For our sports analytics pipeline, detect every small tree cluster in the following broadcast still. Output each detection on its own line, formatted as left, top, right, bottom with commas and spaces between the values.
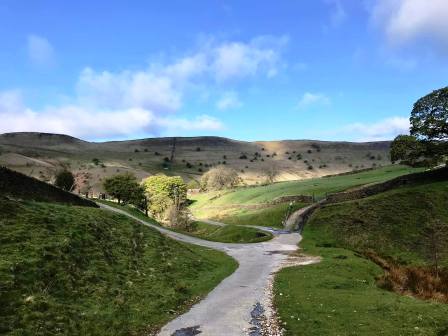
142, 175, 187, 222
200, 166, 240, 191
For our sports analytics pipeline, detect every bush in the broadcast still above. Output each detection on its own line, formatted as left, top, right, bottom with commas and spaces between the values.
200, 166, 240, 191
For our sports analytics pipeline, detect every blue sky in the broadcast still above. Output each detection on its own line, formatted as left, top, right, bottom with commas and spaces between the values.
0, 0, 447, 142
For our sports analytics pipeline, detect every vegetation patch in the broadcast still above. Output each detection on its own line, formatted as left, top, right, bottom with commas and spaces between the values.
0, 197, 237, 335
176, 221, 273, 243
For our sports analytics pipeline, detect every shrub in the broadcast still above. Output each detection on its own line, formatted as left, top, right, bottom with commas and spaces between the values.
196, 147, 201, 152
54, 170, 75, 191
92, 158, 100, 165
134, 149, 139, 153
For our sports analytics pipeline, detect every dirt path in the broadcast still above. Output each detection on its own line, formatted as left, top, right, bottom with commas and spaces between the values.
98, 203, 301, 336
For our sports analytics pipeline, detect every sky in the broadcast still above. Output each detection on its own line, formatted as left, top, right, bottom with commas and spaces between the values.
0, 0, 447, 142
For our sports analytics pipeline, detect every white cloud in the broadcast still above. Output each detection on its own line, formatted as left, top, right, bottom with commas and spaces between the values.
27, 34, 55, 67
1, 35, 287, 139
156, 115, 224, 131
216, 91, 242, 110
297, 92, 331, 109
342, 116, 410, 141
372, 0, 448, 48
212, 35, 288, 81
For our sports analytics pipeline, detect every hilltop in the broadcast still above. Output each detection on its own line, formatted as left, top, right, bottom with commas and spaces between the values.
0, 132, 391, 194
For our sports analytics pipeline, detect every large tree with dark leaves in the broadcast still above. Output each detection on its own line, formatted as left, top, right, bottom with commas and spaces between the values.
391, 87, 448, 166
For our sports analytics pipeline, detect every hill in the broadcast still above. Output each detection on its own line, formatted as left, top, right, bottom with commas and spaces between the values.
274, 172, 448, 335
0, 198, 236, 335
0, 166, 96, 207
0, 132, 392, 194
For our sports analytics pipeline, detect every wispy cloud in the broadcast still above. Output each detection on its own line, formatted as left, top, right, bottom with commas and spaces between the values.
27, 34, 55, 67
297, 92, 331, 109
216, 91, 242, 110
340, 116, 410, 141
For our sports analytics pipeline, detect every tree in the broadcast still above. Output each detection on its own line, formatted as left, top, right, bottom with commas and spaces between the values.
54, 170, 75, 191
200, 166, 240, 191
263, 163, 278, 184
391, 87, 448, 166
411, 87, 448, 142
142, 175, 187, 220
390, 135, 424, 165
103, 173, 140, 205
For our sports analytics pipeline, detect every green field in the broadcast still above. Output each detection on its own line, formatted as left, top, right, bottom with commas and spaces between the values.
274, 179, 448, 335
0, 197, 237, 335
211, 202, 308, 228
275, 236, 448, 336
190, 165, 421, 227
191, 165, 421, 207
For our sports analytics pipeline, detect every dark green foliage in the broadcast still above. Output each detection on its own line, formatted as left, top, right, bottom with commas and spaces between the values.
390, 135, 425, 165
411, 87, 448, 141
103, 173, 141, 205
54, 170, 75, 191
92, 158, 100, 165
0, 167, 95, 207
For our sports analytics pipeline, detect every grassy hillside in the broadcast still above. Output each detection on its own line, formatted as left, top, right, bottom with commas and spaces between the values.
274, 178, 448, 335
0, 166, 96, 207
190, 165, 421, 227
305, 180, 448, 266
0, 197, 237, 335
0, 132, 392, 192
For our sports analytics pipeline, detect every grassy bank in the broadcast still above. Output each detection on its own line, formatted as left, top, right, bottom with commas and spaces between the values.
0, 197, 237, 335
177, 221, 272, 243
96, 199, 272, 243
275, 232, 448, 336
274, 179, 448, 335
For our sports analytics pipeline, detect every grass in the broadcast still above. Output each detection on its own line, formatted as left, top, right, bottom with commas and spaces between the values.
176, 221, 272, 243
0, 197, 237, 335
303, 180, 448, 266
274, 232, 448, 336
96, 199, 272, 243
274, 179, 448, 335
212, 202, 308, 228
190, 165, 421, 208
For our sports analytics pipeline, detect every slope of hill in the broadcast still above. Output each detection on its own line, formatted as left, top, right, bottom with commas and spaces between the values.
274, 173, 448, 335
0, 166, 96, 207
190, 165, 421, 227
0, 198, 236, 335
0, 132, 392, 194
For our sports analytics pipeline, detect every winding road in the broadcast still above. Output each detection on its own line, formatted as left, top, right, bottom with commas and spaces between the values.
98, 203, 307, 336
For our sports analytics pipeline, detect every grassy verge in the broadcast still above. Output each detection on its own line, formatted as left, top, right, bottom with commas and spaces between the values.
176, 221, 272, 243
0, 197, 237, 335
274, 179, 448, 335
96, 199, 272, 243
